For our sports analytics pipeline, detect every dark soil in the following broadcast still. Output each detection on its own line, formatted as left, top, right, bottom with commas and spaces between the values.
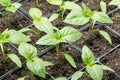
0, 0, 120, 80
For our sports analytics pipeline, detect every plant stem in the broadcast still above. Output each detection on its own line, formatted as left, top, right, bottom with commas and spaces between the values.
91, 22, 95, 30
61, 9, 65, 20
0, 43, 6, 59
37, 30, 41, 39
36, 0, 39, 7
7, 12, 11, 26
56, 44, 60, 56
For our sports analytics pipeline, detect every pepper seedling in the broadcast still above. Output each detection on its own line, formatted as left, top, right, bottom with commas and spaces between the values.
81, 45, 115, 80
46, 0, 81, 19
64, 2, 112, 44
0, 0, 22, 26
18, 42, 53, 79
0, 28, 31, 59
29, 8, 54, 35
36, 26, 82, 55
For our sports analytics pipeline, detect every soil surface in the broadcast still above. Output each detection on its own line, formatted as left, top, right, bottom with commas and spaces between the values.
0, 0, 120, 80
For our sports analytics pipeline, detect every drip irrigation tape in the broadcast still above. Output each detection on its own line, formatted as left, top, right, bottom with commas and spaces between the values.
66, 41, 82, 53
98, 43, 120, 60
17, 8, 33, 22
105, 26, 120, 37
0, 66, 20, 80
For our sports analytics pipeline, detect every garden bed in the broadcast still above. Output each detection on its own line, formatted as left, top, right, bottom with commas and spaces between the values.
0, 0, 120, 80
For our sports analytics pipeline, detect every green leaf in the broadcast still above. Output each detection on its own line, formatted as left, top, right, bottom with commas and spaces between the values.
82, 45, 95, 66
12, 2, 22, 10
60, 27, 82, 42
8, 30, 31, 44
33, 17, 53, 33
101, 65, 115, 72
18, 28, 31, 33
86, 64, 103, 80
71, 71, 83, 80
82, 3, 92, 17
44, 61, 54, 67
64, 9, 89, 25
29, 8, 42, 20
55, 77, 67, 80
18, 43, 38, 60
46, 0, 62, 5
7, 53, 22, 68
92, 12, 113, 23
99, 30, 112, 44
109, 0, 120, 7
64, 53, 76, 68
49, 13, 59, 21
27, 57, 46, 78
63, 1, 81, 10
0, 0, 11, 7
36, 33, 60, 45
100, 1, 106, 13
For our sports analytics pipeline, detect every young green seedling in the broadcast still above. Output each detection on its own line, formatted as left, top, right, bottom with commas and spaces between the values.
46, 0, 81, 19
64, 2, 112, 44
0, 28, 31, 59
29, 8, 54, 36
18, 42, 53, 79
0, 0, 22, 26
81, 45, 115, 80
36, 26, 82, 55
109, 0, 120, 8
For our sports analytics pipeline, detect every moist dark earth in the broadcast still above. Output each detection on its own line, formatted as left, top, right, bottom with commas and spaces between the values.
0, 0, 120, 80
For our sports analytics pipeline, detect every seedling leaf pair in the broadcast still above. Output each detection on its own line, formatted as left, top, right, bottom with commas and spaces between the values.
64, 3, 113, 25
36, 27, 82, 45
